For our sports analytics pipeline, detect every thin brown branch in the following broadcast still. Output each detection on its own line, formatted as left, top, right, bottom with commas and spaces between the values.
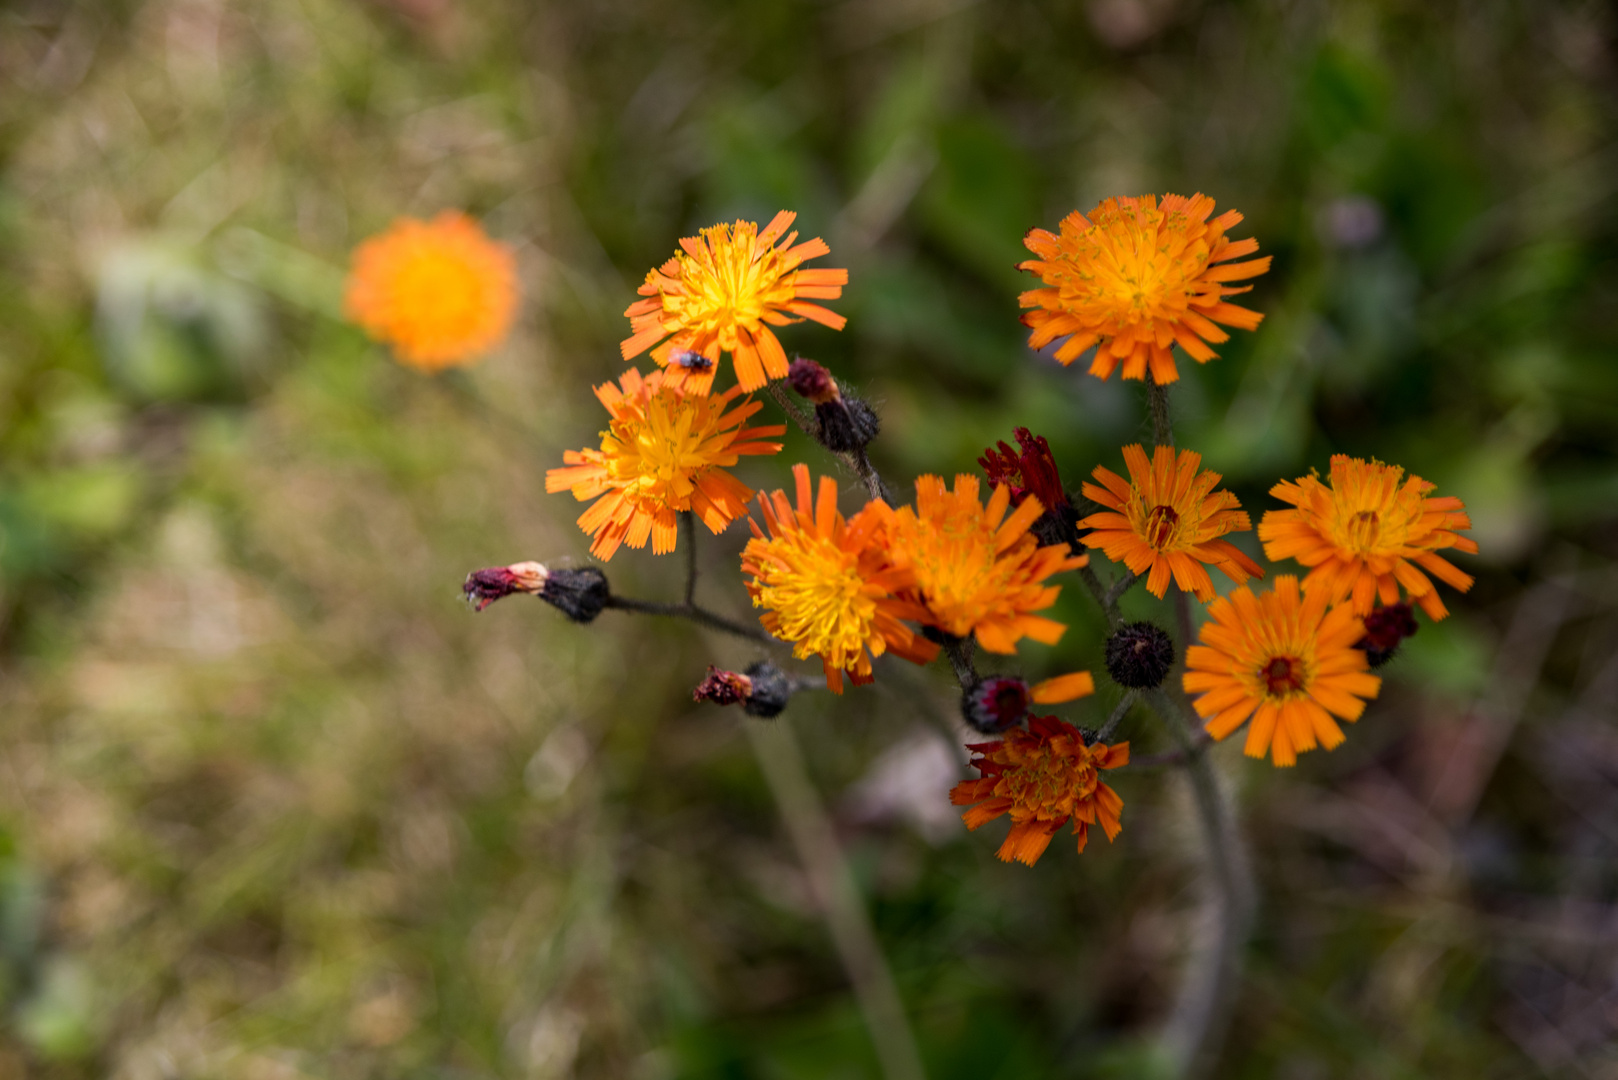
603, 595, 781, 647
1095, 691, 1137, 744
1148, 380, 1175, 449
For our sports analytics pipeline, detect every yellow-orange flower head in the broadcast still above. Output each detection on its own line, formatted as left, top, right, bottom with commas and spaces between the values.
344, 211, 518, 371
1080, 444, 1264, 601
1018, 193, 1271, 385
887, 475, 1088, 654
1259, 455, 1477, 621
546, 368, 784, 560
742, 465, 938, 693
621, 211, 847, 395
1184, 576, 1382, 767
951, 715, 1128, 866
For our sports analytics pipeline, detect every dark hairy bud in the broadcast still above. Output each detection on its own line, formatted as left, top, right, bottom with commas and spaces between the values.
1105, 622, 1176, 689
787, 357, 880, 453
962, 675, 1032, 734
1357, 602, 1418, 668
462, 562, 611, 624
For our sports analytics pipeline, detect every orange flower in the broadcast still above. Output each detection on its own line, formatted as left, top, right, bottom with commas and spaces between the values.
1258, 455, 1477, 620
1183, 576, 1382, 766
742, 465, 938, 692
546, 369, 784, 560
621, 211, 847, 395
344, 211, 517, 371
1018, 193, 1270, 384
887, 475, 1088, 654
1079, 444, 1264, 600
951, 715, 1128, 866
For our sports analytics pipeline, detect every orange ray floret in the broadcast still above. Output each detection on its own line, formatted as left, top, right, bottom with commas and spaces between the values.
1183, 576, 1382, 767
742, 465, 939, 693
950, 715, 1128, 866
1018, 193, 1270, 385
1259, 455, 1477, 621
621, 211, 847, 395
546, 368, 785, 561
344, 211, 518, 371
1079, 444, 1264, 601
887, 475, 1089, 654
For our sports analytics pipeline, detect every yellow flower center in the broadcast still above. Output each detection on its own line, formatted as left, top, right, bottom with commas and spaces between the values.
753, 534, 878, 667
1145, 504, 1181, 550
660, 223, 798, 346
601, 390, 723, 508
996, 738, 1099, 823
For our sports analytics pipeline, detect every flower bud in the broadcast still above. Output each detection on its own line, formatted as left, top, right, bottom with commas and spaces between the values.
979, 428, 1080, 550
462, 562, 611, 624
692, 661, 795, 718
1104, 622, 1176, 689
962, 675, 1031, 734
1357, 602, 1418, 668
787, 358, 880, 453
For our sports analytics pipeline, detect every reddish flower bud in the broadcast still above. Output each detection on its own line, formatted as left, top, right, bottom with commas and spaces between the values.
1357, 602, 1418, 668
979, 427, 1069, 511
692, 661, 795, 718
462, 562, 611, 623
787, 357, 839, 404
963, 675, 1032, 734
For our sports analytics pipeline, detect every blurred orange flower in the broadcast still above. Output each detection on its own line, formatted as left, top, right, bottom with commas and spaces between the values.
344, 211, 517, 370
1259, 455, 1476, 620
546, 369, 784, 560
1018, 193, 1270, 384
951, 715, 1128, 866
1079, 444, 1263, 600
621, 211, 846, 395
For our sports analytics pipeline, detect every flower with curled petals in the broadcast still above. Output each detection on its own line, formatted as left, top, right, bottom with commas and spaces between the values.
887, 475, 1089, 654
546, 368, 784, 560
742, 464, 938, 693
621, 211, 847, 395
1259, 456, 1476, 620
344, 211, 518, 371
951, 715, 1128, 866
1079, 444, 1263, 601
1018, 193, 1270, 384
1183, 576, 1382, 767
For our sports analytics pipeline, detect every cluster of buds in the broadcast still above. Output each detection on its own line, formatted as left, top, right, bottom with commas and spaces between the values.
787, 358, 880, 453
462, 561, 611, 623
692, 661, 795, 718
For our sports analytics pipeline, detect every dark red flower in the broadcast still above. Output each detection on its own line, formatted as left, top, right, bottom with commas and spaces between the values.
979, 428, 1069, 512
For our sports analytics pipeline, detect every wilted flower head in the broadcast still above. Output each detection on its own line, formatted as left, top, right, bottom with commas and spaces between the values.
344, 211, 518, 371
1018, 193, 1270, 384
621, 212, 846, 394
1357, 602, 1419, 668
546, 368, 784, 560
462, 562, 611, 624
692, 662, 795, 718
951, 715, 1128, 866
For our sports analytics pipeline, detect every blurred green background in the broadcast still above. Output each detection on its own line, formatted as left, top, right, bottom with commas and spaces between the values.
0, 0, 1615, 1076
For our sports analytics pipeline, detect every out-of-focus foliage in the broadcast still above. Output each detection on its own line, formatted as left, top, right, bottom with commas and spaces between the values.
0, 0, 1614, 1076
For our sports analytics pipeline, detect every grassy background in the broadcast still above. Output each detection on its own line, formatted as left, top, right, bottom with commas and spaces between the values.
1, 0, 1616, 1076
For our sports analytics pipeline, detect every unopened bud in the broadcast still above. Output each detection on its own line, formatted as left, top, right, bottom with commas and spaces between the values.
692, 661, 795, 718
1357, 602, 1418, 668
1105, 622, 1176, 689
787, 358, 839, 403
962, 675, 1031, 734
462, 562, 611, 624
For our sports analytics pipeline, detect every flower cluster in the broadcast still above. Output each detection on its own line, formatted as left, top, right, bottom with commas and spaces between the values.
444, 196, 1479, 870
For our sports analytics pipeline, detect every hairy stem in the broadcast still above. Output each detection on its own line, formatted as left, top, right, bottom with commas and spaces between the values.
603, 595, 780, 647
680, 510, 697, 605
1148, 380, 1175, 449
941, 637, 978, 689
744, 719, 928, 1080
764, 381, 891, 503
1147, 688, 1255, 1078
1095, 691, 1137, 744
1079, 565, 1123, 629
1104, 571, 1139, 611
